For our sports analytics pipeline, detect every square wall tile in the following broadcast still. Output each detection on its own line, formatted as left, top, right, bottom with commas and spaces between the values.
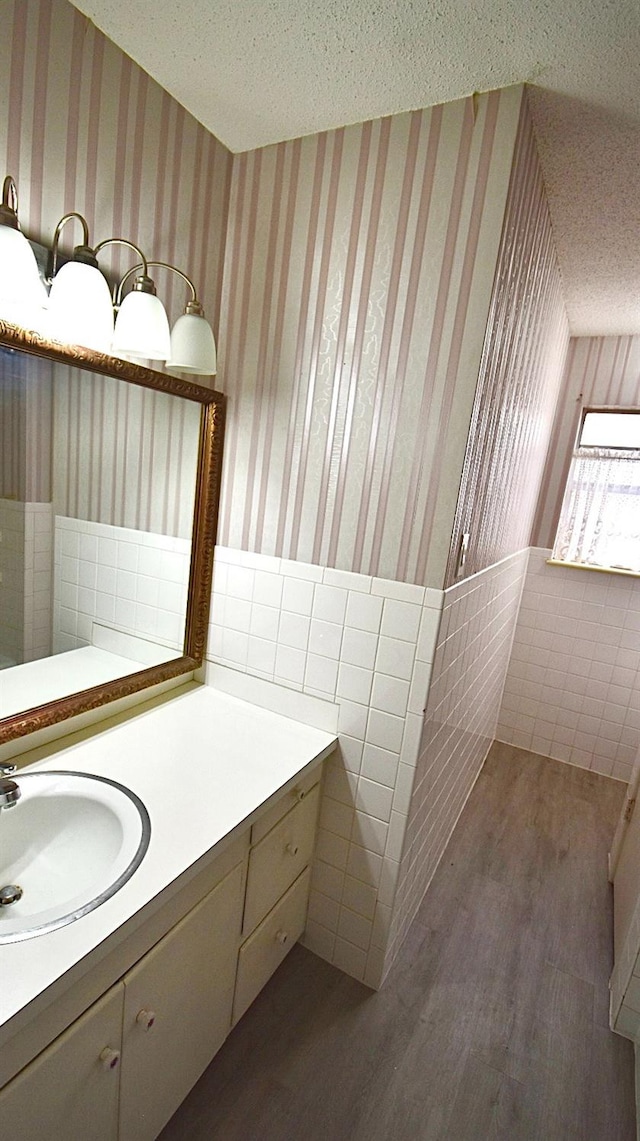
279, 611, 311, 650
337, 663, 374, 705
361, 744, 400, 788
253, 570, 284, 608
341, 627, 378, 670
282, 577, 315, 615
308, 618, 343, 659
375, 636, 415, 681
332, 938, 367, 981
305, 654, 339, 695
381, 599, 422, 642
345, 591, 384, 633
337, 908, 373, 951
371, 673, 411, 718
274, 644, 306, 684
356, 776, 394, 822
313, 584, 348, 624
367, 709, 405, 753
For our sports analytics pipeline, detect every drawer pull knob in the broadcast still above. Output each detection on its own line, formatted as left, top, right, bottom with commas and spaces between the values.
99, 1047, 121, 1071
286, 843, 299, 857
136, 1008, 157, 1031
275, 929, 289, 945
293, 788, 306, 802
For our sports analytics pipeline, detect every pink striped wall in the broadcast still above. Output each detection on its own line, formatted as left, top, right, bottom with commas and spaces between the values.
0, 0, 232, 336
445, 95, 569, 586
0, 0, 231, 534
532, 335, 640, 549
216, 87, 525, 588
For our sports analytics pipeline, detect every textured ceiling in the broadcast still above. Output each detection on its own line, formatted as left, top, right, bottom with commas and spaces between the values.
70, 0, 640, 336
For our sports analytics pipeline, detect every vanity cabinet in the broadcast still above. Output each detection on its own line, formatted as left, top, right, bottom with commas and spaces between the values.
0, 763, 324, 1141
0, 862, 244, 1141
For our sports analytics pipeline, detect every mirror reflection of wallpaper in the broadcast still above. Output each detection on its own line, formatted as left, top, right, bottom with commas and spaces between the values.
52, 366, 200, 540
0, 350, 53, 666
0, 352, 200, 668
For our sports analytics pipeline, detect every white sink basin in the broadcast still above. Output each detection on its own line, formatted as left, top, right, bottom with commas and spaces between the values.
0, 771, 151, 944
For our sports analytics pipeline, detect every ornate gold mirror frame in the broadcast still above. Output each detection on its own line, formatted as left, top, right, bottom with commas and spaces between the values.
0, 321, 225, 745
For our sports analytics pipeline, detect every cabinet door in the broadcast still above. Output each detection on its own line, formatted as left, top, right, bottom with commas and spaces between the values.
119, 861, 245, 1141
0, 983, 123, 1141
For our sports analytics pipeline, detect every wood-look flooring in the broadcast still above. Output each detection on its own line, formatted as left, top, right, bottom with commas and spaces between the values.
160, 742, 635, 1141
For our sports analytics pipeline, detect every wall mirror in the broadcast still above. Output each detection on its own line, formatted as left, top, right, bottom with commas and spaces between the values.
0, 321, 224, 745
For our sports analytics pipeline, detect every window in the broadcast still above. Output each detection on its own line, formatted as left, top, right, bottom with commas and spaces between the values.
552, 408, 640, 574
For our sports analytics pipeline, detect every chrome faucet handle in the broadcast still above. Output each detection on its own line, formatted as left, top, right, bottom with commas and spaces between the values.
0, 764, 20, 809
0, 778, 20, 809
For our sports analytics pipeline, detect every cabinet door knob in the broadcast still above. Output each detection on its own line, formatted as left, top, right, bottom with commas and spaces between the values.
275, 929, 289, 945
293, 787, 306, 802
136, 1008, 157, 1031
285, 843, 299, 857
99, 1047, 121, 1071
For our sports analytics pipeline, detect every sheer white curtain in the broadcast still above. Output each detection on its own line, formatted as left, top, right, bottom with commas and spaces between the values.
553, 446, 640, 572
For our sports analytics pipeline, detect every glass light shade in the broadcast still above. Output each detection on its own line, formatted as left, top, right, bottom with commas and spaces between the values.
168, 312, 217, 375
0, 225, 47, 326
112, 289, 171, 361
47, 261, 114, 353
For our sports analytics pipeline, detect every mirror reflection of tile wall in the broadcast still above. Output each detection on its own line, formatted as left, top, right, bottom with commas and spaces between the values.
53, 517, 190, 656
0, 500, 53, 667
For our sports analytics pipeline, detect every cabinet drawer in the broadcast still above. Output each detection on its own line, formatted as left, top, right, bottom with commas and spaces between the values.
233, 867, 311, 1026
250, 767, 320, 846
243, 783, 319, 936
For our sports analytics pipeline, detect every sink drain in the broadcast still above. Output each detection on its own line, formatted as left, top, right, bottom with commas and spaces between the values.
0, 885, 23, 906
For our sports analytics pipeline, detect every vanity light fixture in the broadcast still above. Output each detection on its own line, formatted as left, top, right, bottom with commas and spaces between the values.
96, 239, 172, 362
47, 213, 115, 353
1, 173, 218, 374
116, 261, 217, 376
0, 175, 48, 331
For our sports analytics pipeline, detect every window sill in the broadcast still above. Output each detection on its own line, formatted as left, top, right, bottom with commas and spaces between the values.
546, 558, 640, 580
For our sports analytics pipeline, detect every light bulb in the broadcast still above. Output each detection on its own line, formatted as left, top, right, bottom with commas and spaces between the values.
168, 311, 217, 375
112, 289, 171, 361
47, 261, 114, 352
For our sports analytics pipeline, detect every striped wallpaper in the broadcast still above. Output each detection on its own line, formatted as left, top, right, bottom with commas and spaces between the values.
0, 0, 232, 334
216, 87, 524, 588
0, 0, 231, 534
532, 335, 640, 549
2, 4, 582, 585
445, 95, 569, 586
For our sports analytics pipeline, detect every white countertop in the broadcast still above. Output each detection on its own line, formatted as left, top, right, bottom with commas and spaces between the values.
0, 683, 336, 1044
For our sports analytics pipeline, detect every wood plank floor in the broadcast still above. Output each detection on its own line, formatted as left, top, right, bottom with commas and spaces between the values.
160, 742, 636, 1141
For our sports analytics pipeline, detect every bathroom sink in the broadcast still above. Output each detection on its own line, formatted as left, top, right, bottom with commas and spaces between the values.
0, 770, 151, 944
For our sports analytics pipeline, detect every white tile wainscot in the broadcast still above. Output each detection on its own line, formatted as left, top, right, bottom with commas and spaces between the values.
206, 546, 445, 988
496, 548, 640, 782
384, 549, 529, 972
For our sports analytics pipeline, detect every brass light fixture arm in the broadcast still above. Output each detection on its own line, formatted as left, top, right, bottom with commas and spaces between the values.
0, 175, 20, 230
116, 260, 205, 316
94, 237, 151, 305
50, 212, 93, 280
